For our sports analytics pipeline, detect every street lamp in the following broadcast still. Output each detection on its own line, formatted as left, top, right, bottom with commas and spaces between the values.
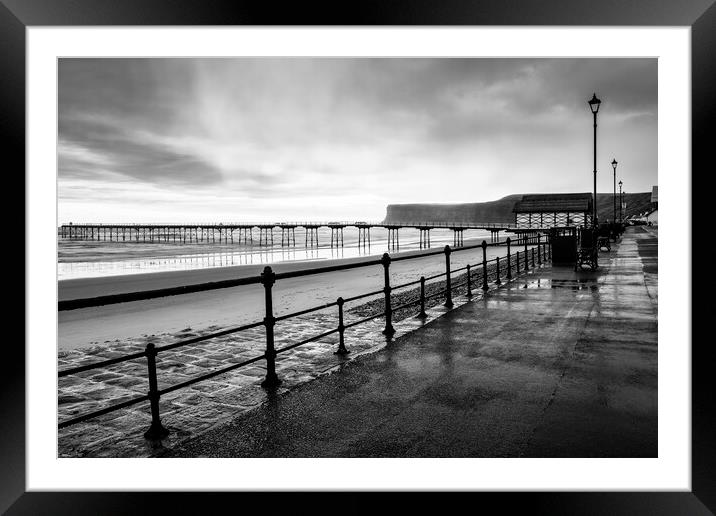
588, 93, 601, 228
611, 158, 618, 223
618, 180, 623, 222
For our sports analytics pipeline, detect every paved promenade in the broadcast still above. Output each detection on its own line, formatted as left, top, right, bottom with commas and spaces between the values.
165, 226, 657, 458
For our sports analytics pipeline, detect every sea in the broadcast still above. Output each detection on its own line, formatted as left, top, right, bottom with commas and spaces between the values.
58, 226, 501, 280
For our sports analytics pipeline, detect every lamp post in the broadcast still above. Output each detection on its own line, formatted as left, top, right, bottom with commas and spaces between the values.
618, 180, 623, 222
588, 93, 602, 228
611, 159, 618, 223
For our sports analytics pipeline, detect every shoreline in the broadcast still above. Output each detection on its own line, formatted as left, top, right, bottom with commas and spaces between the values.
59, 238, 495, 302
58, 242, 535, 351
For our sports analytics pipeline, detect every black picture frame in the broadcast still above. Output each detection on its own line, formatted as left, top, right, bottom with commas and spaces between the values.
5, 1, 713, 514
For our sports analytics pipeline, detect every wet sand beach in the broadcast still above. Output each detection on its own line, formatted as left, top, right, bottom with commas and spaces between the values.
59, 240, 528, 350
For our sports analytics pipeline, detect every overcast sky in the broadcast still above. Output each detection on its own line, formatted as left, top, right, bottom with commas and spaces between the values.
58, 58, 657, 222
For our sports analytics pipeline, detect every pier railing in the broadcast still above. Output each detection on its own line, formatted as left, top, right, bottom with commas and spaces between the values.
59, 220, 515, 228
58, 234, 550, 439
378, 220, 517, 229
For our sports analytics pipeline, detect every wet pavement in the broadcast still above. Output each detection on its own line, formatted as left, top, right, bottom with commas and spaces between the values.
58, 251, 515, 457
164, 227, 658, 458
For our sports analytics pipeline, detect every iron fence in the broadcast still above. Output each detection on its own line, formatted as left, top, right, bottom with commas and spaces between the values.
58, 234, 551, 439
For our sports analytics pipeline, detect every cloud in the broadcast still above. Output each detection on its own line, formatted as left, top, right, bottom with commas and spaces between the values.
58, 58, 657, 222
59, 112, 223, 186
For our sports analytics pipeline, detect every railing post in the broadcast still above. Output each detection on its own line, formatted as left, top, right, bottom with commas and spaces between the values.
506, 237, 512, 280
548, 235, 551, 261
418, 276, 427, 318
444, 245, 453, 308
524, 235, 529, 271
143, 343, 169, 440
381, 253, 395, 338
466, 264, 473, 299
531, 247, 536, 269
335, 297, 349, 355
537, 234, 542, 265
495, 255, 502, 285
261, 266, 281, 388
516, 249, 521, 274
481, 240, 489, 291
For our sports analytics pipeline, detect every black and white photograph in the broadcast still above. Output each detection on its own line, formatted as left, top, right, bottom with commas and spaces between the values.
7, 7, 711, 509
56, 56, 659, 459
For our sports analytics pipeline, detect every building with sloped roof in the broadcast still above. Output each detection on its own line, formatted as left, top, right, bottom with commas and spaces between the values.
513, 193, 593, 229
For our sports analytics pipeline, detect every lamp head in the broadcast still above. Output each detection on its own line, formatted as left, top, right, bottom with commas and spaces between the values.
588, 93, 602, 114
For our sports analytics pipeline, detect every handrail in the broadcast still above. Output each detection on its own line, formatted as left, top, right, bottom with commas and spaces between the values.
59, 220, 518, 228
155, 320, 265, 354
59, 240, 523, 311
274, 301, 339, 322
58, 234, 550, 437
342, 288, 386, 304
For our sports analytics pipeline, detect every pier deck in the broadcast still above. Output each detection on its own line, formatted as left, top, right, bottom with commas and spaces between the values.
165, 226, 657, 458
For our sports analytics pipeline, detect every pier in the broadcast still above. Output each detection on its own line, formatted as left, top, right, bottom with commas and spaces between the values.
59, 220, 526, 248
164, 226, 657, 457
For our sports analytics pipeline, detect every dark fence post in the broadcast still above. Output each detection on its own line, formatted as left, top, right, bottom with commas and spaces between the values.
531, 247, 536, 269
444, 245, 453, 308
495, 255, 502, 285
418, 276, 427, 318
335, 297, 349, 355
482, 240, 489, 291
261, 266, 281, 388
143, 343, 169, 440
516, 249, 521, 274
466, 264, 473, 299
382, 253, 395, 338
545, 235, 549, 262
524, 235, 529, 271
537, 234, 542, 265
506, 237, 512, 280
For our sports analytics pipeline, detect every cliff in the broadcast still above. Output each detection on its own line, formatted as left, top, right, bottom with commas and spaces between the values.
383, 192, 654, 224
383, 195, 522, 224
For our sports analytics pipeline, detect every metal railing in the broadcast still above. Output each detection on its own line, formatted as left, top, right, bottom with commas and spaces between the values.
58, 220, 517, 232
378, 220, 517, 229
59, 220, 515, 227
58, 233, 550, 439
